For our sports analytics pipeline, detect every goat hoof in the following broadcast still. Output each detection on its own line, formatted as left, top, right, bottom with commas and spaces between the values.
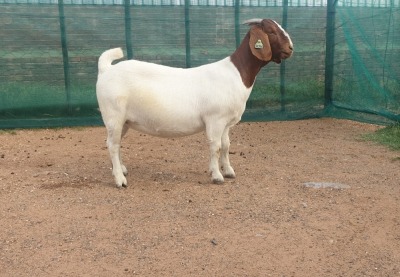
222, 166, 236, 179
212, 177, 224, 184
116, 183, 128, 188
115, 176, 128, 188
224, 173, 236, 179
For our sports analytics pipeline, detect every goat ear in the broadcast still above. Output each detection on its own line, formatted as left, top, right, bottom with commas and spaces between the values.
249, 26, 272, 62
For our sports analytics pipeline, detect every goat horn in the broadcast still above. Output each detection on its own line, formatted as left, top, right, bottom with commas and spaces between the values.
242, 18, 263, 26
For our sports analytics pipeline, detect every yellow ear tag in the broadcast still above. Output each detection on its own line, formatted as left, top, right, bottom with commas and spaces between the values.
255, 39, 264, 49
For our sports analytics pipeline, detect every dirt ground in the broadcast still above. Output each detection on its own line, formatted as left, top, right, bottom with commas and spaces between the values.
0, 118, 399, 277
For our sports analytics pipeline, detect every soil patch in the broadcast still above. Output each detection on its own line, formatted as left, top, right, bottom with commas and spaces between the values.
1, 119, 399, 276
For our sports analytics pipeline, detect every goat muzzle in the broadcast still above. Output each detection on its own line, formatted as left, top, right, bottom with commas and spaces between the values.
273, 50, 292, 64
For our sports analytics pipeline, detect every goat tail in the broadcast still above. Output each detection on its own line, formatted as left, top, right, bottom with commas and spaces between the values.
98, 47, 124, 74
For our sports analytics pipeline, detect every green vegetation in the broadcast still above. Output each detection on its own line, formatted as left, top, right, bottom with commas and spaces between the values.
364, 124, 400, 150
0, 130, 17, 135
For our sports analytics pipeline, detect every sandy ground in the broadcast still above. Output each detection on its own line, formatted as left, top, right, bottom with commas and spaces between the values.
0, 118, 399, 277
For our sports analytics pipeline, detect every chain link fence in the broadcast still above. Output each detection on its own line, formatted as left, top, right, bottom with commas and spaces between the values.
0, 0, 399, 128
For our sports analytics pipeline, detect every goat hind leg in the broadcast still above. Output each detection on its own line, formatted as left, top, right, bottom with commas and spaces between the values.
107, 123, 127, 188
120, 122, 129, 176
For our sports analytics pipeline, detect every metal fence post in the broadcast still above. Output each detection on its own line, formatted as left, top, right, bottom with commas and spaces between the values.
124, 0, 133, 59
58, 0, 71, 114
185, 0, 191, 68
324, 0, 337, 107
235, 0, 240, 48
280, 0, 289, 112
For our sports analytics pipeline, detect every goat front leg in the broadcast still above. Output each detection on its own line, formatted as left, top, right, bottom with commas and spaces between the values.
220, 127, 236, 179
206, 123, 225, 184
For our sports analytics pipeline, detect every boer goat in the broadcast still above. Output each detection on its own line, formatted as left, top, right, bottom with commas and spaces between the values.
96, 18, 293, 188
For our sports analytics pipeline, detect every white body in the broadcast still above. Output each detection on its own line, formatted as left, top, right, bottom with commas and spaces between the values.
97, 48, 252, 187
97, 53, 252, 138
96, 19, 293, 188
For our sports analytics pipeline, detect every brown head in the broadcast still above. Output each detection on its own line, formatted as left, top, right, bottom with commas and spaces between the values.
244, 18, 293, 64
231, 18, 293, 87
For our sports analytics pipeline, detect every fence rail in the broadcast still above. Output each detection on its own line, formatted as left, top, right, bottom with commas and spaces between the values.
1, 0, 399, 7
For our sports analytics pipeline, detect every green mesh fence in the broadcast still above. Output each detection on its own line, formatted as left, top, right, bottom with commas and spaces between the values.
0, 0, 399, 128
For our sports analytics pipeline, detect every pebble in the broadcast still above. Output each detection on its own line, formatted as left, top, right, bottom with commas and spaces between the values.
303, 182, 350, 189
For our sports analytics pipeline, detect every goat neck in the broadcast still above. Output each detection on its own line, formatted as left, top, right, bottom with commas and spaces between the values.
230, 32, 269, 88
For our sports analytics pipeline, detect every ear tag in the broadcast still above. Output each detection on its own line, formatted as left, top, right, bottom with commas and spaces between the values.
254, 39, 264, 49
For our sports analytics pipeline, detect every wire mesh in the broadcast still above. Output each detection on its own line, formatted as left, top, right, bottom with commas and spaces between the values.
0, 0, 399, 128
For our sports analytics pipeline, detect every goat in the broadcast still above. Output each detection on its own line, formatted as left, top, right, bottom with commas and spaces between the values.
96, 18, 293, 188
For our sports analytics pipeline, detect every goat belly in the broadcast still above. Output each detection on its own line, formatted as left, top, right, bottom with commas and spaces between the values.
126, 114, 205, 138
123, 90, 206, 137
